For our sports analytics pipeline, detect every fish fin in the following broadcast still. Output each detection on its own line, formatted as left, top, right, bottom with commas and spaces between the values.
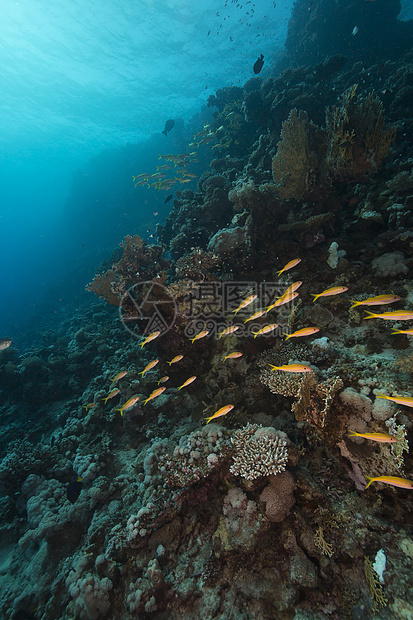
364, 476, 374, 489
363, 310, 376, 319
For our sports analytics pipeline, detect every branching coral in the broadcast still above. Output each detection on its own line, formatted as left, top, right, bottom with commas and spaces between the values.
229, 423, 288, 480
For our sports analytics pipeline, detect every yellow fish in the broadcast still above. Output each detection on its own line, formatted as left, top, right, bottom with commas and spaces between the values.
276, 258, 301, 277
178, 376, 197, 390
205, 404, 234, 424
82, 403, 96, 411
139, 359, 159, 377
157, 376, 170, 384
218, 326, 240, 338
167, 355, 183, 365
363, 310, 413, 321
116, 395, 140, 415
191, 330, 210, 343
283, 281, 303, 296
102, 388, 120, 404
144, 387, 166, 405
285, 327, 320, 340
311, 287, 348, 302
140, 331, 161, 349
233, 294, 258, 315
348, 430, 397, 443
244, 310, 266, 323
391, 328, 413, 335
111, 371, 127, 382
349, 295, 401, 309
375, 392, 413, 408
269, 363, 312, 373
223, 352, 243, 361
253, 324, 278, 338
365, 475, 413, 490
266, 292, 299, 312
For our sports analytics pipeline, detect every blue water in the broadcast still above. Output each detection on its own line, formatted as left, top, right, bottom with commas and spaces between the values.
0, 0, 293, 345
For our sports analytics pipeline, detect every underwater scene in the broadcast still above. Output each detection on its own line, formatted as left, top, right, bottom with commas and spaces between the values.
2, 0, 413, 618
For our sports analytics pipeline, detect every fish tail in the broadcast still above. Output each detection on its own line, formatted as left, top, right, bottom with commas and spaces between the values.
391, 329, 401, 335
178, 386, 183, 390
161, 130, 167, 136
102, 398, 108, 404
115, 408, 122, 412
363, 311, 377, 320
347, 430, 358, 437
310, 294, 319, 303
166, 361, 172, 365
349, 300, 360, 309
276, 269, 283, 277
364, 476, 374, 489
285, 334, 292, 341
139, 371, 144, 377
140, 342, 145, 348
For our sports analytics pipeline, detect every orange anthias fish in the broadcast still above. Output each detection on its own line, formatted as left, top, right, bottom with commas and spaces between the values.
365, 475, 413, 490
218, 326, 240, 338
391, 328, 413, 335
233, 294, 258, 315
116, 395, 140, 415
349, 295, 401, 309
139, 359, 159, 377
167, 355, 184, 365
140, 331, 161, 348
266, 292, 299, 313
191, 330, 210, 343
253, 324, 278, 338
178, 376, 197, 390
276, 258, 301, 277
311, 287, 348, 302
205, 404, 234, 424
285, 327, 320, 340
363, 310, 413, 321
348, 430, 397, 443
111, 370, 127, 382
375, 392, 413, 408
244, 310, 266, 323
102, 389, 120, 404
223, 352, 243, 361
144, 387, 166, 405
269, 363, 312, 373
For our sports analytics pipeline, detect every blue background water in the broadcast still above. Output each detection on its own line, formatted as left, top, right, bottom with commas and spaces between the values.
0, 0, 411, 345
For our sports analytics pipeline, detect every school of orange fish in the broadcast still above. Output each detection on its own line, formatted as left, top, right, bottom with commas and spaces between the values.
83, 258, 413, 491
